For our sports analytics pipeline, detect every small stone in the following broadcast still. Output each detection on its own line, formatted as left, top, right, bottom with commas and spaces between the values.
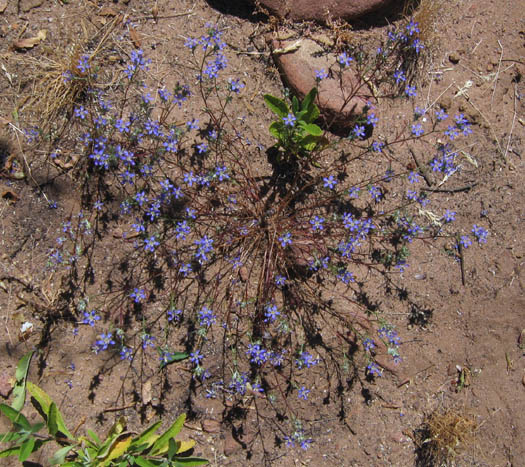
224, 432, 242, 456
19, 0, 44, 12
202, 419, 221, 433
247, 0, 398, 23
449, 53, 460, 64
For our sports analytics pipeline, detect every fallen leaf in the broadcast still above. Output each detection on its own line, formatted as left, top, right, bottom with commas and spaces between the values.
142, 379, 152, 405
1, 186, 19, 201
13, 29, 46, 50
0, 0, 7, 14
129, 26, 141, 48
99, 6, 118, 17
201, 419, 221, 433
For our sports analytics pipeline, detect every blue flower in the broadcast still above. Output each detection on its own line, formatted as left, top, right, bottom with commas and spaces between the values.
275, 275, 287, 287
459, 235, 472, 249
442, 210, 456, 223
411, 123, 424, 136
310, 216, 325, 231
471, 224, 488, 244
435, 108, 448, 121
298, 386, 310, 400
167, 309, 182, 321
142, 334, 155, 350
264, 304, 280, 323
337, 52, 353, 67
197, 306, 216, 327
283, 113, 296, 127
366, 362, 383, 377
323, 175, 338, 189
405, 85, 417, 97
82, 310, 101, 327
130, 288, 146, 303
363, 338, 376, 352
278, 232, 292, 248
93, 332, 115, 354
190, 350, 204, 365
228, 78, 245, 93
314, 68, 328, 80
120, 347, 133, 361
393, 70, 406, 84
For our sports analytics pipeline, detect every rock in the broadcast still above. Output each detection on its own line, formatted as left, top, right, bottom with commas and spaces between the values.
252, 0, 397, 23
202, 419, 221, 433
449, 52, 460, 64
271, 38, 372, 134
223, 432, 242, 456
20, 0, 44, 12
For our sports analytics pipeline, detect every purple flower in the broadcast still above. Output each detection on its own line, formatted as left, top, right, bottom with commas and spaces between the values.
353, 124, 366, 139
283, 113, 296, 127
314, 68, 328, 80
367, 362, 383, 377
310, 215, 325, 231
442, 210, 456, 223
337, 52, 353, 67
405, 85, 417, 97
279, 232, 292, 248
82, 310, 101, 327
298, 386, 310, 400
323, 175, 338, 189
411, 123, 424, 136
190, 350, 203, 365
471, 224, 488, 244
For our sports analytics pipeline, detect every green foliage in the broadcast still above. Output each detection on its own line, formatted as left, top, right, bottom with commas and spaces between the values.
0, 351, 208, 466
264, 87, 328, 159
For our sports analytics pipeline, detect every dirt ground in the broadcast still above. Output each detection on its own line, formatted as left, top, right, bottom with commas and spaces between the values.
0, 0, 524, 466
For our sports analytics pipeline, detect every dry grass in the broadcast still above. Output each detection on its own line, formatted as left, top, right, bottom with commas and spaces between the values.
415, 408, 477, 466
405, 0, 443, 46
14, 15, 123, 134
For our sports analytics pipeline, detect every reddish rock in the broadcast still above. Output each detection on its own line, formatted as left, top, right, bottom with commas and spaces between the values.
271, 39, 373, 134
254, 0, 396, 23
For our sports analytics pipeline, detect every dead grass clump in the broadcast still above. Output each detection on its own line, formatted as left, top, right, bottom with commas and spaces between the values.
15, 15, 122, 134
405, 0, 442, 46
415, 409, 477, 466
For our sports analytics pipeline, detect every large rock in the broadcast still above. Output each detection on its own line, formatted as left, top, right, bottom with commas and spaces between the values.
255, 0, 396, 23
271, 38, 373, 134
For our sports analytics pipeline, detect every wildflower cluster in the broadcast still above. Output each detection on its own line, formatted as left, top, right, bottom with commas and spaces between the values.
31, 17, 489, 455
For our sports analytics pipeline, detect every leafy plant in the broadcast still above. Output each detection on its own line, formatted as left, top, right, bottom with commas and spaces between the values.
0, 351, 208, 466
264, 87, 328, 159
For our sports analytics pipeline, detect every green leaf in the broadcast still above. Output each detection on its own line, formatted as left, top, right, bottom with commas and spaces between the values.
168, 437, 178, 460
160, 352, 189, 369
301, 88, 317, 112
300, 122, 323, 136
12, 351, 33, 412
0, 446, 20, 458
49, 445, 75, 465
130, 421, 161, 451
26, 383, 74, 439
0, 432, 25, 443
134, 457, 157, 467
174, 457, 209, 466
291, 96, 299, 114
48, 402, 59, 436
18, 437, 35, 462
302, 104, 320, 124
0, 404, 30, 430
101, 432, 133, 464
87, 429, 101, 446
263, 94, 289, 118
269, 121, 284, 141
150, 414, 185, 456
298, 134, 324, 152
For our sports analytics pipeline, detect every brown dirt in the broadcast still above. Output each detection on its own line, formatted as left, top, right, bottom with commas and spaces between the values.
0, 0, 524, 466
